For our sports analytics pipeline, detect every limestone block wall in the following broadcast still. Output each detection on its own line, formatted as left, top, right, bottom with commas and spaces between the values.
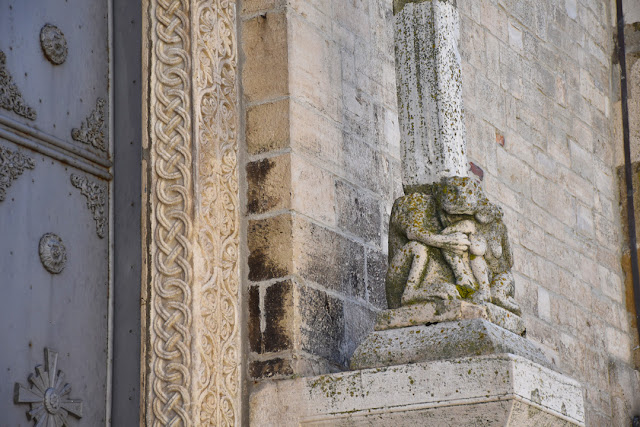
241, 0, 640, 424
458, 0, 638, 424
240, 0, 401, 377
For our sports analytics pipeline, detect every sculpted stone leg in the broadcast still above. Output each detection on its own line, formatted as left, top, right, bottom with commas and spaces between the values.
386, 241, 429, 309
469, 254, 491, 303
490, 271, 521, 315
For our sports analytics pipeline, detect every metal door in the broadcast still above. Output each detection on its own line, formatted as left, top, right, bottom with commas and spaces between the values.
0, 0, 112, 425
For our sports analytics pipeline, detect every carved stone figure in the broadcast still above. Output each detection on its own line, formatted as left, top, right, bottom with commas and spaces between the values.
386, 176, 520, 315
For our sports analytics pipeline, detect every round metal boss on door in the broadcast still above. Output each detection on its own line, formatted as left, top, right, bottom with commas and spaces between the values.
39, 233, 67, 274
40, 24, 68, 65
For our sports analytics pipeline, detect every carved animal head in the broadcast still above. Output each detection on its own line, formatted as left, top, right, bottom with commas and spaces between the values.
435, 176, 487, 215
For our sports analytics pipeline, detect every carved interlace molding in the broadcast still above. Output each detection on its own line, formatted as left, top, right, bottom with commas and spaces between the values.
145, 0, 240, 425
72, 98, 106, 152
70, 173, 107, 238
0, 50, 37, 120
0, 146, 35, 201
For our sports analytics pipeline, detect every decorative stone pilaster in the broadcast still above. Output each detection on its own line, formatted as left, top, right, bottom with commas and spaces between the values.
142, 0, 241, 425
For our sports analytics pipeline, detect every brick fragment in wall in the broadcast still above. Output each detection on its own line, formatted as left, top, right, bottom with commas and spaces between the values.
335, 180, 381, 245
242, 11, 289, 102
298, 285, 345, 367
249, 358, 294, 379
469, 161, 484, 180
248, 214, 293, 281
246, 99, 290, 155
293, 219, 366, 299
246, 155, 291, 215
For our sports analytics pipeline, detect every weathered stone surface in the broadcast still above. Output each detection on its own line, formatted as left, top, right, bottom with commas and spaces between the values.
248, 214, 293, 281
250, 354, 585, 426
246, 99, 290, 155
374, 299, 524, 335
376, 299, 482, 330
335, 179, 382, 245
293, 219, 366, 298
242, 12, 289, 101
350, 318, 547, 370
386, 176, 520, 318
395, 1, 468, 187
298, 285, 345, 366
247, 154, 292, 215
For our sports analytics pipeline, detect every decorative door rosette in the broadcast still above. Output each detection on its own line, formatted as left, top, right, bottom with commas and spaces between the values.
38, 233, 67, 274
40, 24, 68, 65
14, 348, 83, 425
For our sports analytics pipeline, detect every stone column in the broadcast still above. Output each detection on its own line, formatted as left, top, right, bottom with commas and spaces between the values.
394, 0, 468, 187
141, 1, 242, 425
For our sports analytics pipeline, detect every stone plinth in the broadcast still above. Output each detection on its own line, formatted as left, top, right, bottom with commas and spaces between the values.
250, 354, 585, 426
350, 318, 548, 370
375, 299, 525, 335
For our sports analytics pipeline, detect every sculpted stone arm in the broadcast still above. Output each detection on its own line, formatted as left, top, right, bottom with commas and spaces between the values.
406, 227, 470, 253
391, 193, 470, 254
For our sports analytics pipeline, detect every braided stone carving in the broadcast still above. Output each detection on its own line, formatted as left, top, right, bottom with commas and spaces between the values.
146, 0, 241, 425
148, 0, 194, 425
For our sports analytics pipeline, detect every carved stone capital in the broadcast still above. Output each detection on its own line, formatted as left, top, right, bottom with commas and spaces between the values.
142, 0, 241, 425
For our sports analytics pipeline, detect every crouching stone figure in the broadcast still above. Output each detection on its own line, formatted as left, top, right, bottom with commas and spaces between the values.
386, 176, 520, 315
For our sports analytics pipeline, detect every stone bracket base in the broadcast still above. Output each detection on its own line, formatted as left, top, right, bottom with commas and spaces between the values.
351, 318, 548, 370
375, 299, 525, 335
250, 354, 585, 426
